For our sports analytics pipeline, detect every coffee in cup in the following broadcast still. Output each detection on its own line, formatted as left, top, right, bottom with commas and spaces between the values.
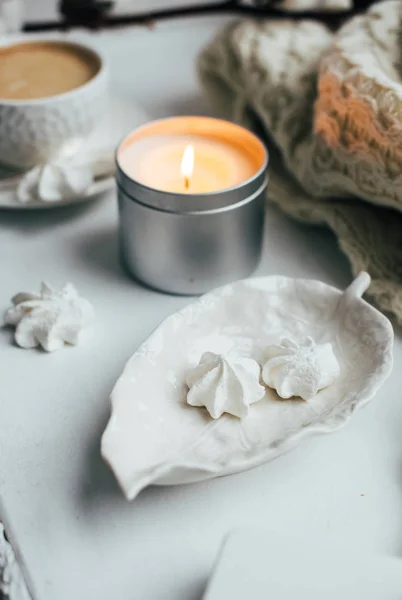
0, 41, 101, 100
0, 39, 108, 169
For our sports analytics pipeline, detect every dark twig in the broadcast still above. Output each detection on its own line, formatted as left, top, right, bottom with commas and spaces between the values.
23, 0, 376, 32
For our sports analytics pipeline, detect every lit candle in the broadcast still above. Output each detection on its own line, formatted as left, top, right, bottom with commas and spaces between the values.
116, 116, 268, 295
117, 116, 265, 195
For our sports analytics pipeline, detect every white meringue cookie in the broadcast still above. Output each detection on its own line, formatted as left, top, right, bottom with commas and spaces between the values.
16, 149, 117, 204
186, 352, 265, 419
262, 337, 340, 401
16, 159, 93, 204
4, 282, 94, 352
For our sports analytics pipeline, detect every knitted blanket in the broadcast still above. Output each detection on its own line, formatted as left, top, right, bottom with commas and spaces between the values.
198, 0, 402, 323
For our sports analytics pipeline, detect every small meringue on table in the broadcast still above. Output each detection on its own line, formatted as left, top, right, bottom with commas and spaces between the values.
4, 282, 94, 352
262, 337, 340, 401
186, 351, 265, 419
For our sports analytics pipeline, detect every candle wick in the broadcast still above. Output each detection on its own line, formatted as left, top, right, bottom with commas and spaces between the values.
184, 177, 190, 190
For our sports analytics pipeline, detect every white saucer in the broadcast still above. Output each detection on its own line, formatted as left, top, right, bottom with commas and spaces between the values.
101, 273, 393, 501
0, 94, 149, 210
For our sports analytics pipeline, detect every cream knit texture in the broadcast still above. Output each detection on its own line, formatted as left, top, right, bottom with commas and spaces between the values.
198, 0, 402, 323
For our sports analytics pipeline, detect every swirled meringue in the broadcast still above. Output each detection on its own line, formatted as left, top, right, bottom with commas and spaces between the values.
4, 282, 94, 352
262, 337, 340, 401
186, 352, 265, 419
16, 150, 115, 204
16, 159, 94, 204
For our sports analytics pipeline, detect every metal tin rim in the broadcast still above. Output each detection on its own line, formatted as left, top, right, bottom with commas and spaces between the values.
115, 116, 269, 213
118, 176, 268, 216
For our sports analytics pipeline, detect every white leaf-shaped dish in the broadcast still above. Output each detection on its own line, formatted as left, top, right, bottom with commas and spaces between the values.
101, 273, 393, 500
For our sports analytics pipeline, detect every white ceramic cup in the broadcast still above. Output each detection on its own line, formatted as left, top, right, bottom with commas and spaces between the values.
0, 39, 108, 169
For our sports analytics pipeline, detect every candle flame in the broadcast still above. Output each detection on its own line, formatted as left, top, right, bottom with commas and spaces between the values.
180, 144, 194, 190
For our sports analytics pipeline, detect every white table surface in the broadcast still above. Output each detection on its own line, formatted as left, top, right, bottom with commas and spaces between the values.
1, 16, 401, 600
204, 530, 402, 599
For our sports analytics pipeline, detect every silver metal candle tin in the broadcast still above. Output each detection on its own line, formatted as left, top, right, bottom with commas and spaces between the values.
116, 117, 268, 295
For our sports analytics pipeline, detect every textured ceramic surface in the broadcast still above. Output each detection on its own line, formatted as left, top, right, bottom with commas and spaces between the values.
0, 40, 108, 169
101, 272, 394, 501
0, 94, 149, 209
